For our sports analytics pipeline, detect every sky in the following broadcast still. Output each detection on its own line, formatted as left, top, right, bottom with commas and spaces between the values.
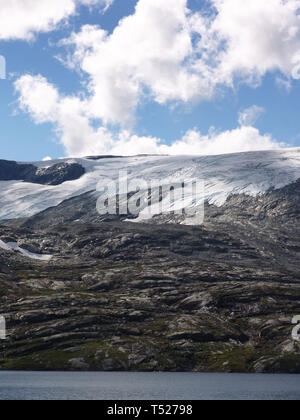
0, 0, 300, 161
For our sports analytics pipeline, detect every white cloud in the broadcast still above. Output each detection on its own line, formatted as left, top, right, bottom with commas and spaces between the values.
159, 127, 282, 156
15, 75, 59, 123
203, 0, 300, 81
15, 74, 283, 157
104, 126, 283, 157
0, 0, 113, 41
57, 0, 300, 126
238, 106, 265, 127
15, 74, 114, 157
15, 0, 295, 157
42, 156, 52, 161
59, 0, 199, 125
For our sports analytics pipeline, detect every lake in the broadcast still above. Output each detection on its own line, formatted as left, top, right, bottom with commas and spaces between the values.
0, 371, 299, 400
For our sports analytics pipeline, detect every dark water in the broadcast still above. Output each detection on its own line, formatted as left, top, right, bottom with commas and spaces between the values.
0, 371, 299, 400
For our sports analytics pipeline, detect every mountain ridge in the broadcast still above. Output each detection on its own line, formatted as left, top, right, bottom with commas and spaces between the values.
0, 148, 300, 373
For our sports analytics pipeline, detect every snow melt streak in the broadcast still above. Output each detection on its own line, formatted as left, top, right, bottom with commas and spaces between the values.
0, 240, 52, 261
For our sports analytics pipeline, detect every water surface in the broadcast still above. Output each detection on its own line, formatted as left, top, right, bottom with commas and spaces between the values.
0, 371, 299, 400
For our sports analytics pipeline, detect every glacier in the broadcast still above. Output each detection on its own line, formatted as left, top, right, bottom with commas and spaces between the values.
0, 148, 300, 222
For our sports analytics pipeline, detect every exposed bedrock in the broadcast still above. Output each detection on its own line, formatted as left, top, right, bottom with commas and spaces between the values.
0, 160, 85, 186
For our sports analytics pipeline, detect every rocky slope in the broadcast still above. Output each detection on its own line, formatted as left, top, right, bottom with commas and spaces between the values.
0, 160, 85, 186
0, 169, 300, 372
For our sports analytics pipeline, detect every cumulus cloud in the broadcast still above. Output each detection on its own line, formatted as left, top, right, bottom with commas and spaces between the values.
15, 0, 295, 157
15, 75, 283, 157
106, 127, 282, 157
15, 74, 114, 156
102, 126, 282, 157
0, 0, 113, 41
59, 0, 200, 125
159, 127, 282, 156
57, 0, 300, 126
200, 0, 300, 82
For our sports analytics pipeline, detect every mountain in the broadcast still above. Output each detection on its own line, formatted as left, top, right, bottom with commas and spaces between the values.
0, 149, 300, 373
1, 148, 300, 221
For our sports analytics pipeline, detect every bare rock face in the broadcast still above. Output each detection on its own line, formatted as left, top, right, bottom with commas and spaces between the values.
0, 160, 85, 185
0, 160, 36, 181
32, 163, 85, 186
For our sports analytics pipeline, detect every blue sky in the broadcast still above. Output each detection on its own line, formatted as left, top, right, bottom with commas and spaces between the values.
0, 0, 300, 161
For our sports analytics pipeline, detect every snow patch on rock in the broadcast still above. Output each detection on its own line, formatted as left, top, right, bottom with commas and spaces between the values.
0, 240, 52, 261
